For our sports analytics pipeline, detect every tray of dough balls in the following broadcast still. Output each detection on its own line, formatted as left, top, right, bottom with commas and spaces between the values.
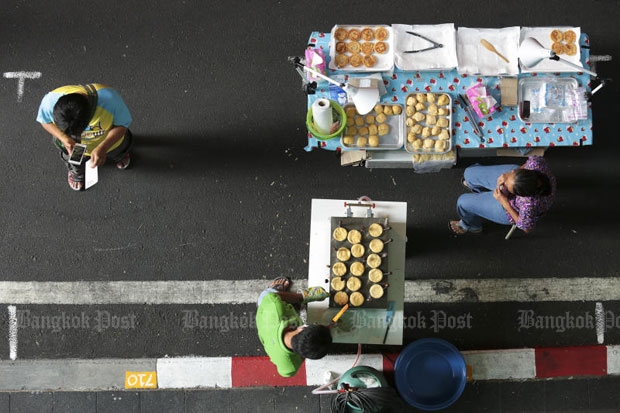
404, 92, 453, 154
329, 217, 390, 309
329, 25, 394, 72
342, 103, 405, 150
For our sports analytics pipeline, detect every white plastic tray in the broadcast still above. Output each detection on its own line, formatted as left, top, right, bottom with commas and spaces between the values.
329, 25, 394, 72
520, 27, 582, 73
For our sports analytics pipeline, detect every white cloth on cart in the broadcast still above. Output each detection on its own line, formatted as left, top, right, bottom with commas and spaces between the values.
456, 26, 520, 75
393, 23, 458, 71
519, 26, 582, 73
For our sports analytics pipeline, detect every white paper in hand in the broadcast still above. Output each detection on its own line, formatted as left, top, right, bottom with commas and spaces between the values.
85, 160, 99, 189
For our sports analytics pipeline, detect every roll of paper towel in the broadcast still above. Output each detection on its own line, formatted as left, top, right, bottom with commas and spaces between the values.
312, 98, 333, 135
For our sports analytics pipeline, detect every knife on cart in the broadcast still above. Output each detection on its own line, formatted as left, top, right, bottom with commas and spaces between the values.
459, 94, 485, 142
382, 301, 396, 344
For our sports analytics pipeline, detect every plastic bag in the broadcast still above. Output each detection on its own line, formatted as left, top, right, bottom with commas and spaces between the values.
466, 83, 498, 118
305, 48, 326, 82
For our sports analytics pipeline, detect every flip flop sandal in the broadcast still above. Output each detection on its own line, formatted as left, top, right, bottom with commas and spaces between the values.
116, 152, 131, 170
269, 277, 291, 292
67, 171, 83, 191
461, 177, 472, 191
449, 220, 482, 235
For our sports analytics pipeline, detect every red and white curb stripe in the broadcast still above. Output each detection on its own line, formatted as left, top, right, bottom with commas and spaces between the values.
1, 345, 619, 391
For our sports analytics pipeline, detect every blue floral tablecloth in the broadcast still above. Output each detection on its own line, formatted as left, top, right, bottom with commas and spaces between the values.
305, 30, 593, 153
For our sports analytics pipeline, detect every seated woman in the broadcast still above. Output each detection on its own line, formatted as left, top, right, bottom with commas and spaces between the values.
449, 155, 556, 235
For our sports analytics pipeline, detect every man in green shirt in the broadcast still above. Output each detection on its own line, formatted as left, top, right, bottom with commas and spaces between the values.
256, 278, 332, 377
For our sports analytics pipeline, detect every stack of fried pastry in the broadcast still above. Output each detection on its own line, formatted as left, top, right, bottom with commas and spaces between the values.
550, 29, 577, 56
333, 26, 389, 69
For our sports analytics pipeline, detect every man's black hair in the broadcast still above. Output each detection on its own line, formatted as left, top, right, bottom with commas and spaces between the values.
53, 93, 91, 138
291, 325, 332, 359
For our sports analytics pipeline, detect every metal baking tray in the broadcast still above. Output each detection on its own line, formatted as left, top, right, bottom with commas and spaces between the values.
341, 103, 405, 150
328, 24, 394, 72
404, 92, 453, 154
518, 77, 580, 123
329, 217, 390, 309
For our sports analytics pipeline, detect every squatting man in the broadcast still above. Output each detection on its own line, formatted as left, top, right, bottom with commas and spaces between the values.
256, 277, 332, 377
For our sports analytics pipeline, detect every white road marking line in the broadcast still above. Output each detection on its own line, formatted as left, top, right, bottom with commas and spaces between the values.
405, 278, 620, 303
1, 278, 620, 304
0, 359, 155, 391
0, 280, 271, 305
3, 71, 42, 102
305, 354, 384, 386
596, 302, 605, 344
7, 306, 17, 360
607, 345, 620, 375
156, 357, 232, 389
462, 348, 537, 380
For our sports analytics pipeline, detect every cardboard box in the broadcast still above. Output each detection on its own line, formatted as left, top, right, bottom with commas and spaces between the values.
500, 77, 518, 106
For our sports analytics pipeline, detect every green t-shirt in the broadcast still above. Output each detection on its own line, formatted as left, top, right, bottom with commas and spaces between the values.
256, 292, 303, 377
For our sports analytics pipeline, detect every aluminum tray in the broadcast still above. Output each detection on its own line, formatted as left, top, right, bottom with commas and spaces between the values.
328, 24, 394, 72
404, 92, 453, 154
518, 77, 580, 123
329, 217, 390, 309
340, 103, 404, 150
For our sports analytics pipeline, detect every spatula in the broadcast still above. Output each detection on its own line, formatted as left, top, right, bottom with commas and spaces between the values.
480, 39, 510, 63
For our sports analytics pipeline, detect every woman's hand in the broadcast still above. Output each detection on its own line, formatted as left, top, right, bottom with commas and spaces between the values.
495, 185, 521, 225
494, 186, 509, 205
496, 173, 506, 188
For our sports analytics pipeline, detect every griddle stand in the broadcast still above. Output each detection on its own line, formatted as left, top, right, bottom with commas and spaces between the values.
344, 196, 375, 218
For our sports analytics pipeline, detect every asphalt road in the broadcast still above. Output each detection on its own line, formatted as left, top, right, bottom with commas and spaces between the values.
2, 0, 620, 366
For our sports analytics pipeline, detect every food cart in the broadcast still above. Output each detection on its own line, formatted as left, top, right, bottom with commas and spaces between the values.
295, 24, 601, 171
307, 198, 406, 345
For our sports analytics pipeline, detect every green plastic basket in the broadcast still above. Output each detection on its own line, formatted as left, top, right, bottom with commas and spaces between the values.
306, 100, 347, 140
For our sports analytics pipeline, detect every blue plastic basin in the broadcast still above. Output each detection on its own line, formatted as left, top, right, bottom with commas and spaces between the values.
394, 338, 467, 411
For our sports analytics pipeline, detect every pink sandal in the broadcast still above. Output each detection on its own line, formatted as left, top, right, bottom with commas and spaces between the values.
67, 172, 83, 191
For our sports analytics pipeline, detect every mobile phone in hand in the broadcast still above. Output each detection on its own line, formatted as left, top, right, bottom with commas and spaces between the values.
68, 143, 87, 165
499, 184, 510, 197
